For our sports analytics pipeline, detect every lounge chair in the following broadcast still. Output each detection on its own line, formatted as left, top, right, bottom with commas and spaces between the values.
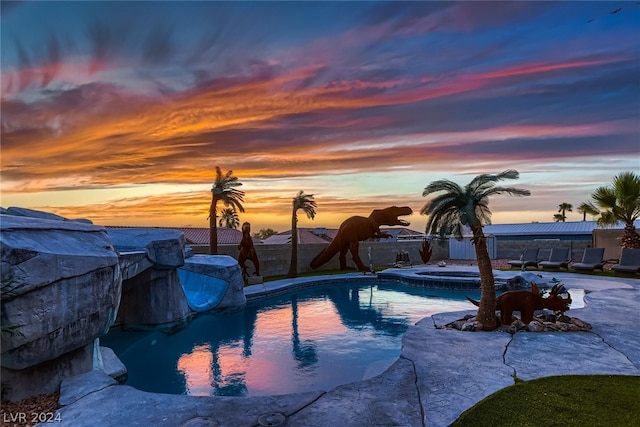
571, 248, 605, 272
538, 247, 571, 270
508, 248, 540, 269
611, 248, 640, 274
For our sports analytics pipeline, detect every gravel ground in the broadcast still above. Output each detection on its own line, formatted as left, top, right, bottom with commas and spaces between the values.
1, 392, 59, 427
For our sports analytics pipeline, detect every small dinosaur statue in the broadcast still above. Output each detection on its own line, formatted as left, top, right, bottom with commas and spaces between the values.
466, 284, 571, 325
238, 222, 260, 282
310, 206, 413, 272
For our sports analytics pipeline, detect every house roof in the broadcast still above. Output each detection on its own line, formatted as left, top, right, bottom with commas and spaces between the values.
105, 226, 256, 245
262, 228, 338, 244
262, 227, 424, 244
481, 220, 640, 237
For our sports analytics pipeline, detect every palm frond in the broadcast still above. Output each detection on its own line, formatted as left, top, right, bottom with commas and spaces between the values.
422, 179, 463, 197
293, 191, 317, 220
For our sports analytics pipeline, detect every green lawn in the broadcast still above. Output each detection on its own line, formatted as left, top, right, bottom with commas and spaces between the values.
452, 375, 640, 427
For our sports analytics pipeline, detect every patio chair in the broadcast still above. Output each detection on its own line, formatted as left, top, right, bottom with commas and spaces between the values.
538, 247, 571, 270
571, 247, 605, 272
507, 248, 540, 269
611, 248, 640, 274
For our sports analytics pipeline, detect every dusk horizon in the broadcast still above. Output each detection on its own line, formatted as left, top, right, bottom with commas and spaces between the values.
2, 1, 639, 234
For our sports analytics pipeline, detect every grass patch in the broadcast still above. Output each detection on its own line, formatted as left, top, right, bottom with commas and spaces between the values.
452, 375, 640, 427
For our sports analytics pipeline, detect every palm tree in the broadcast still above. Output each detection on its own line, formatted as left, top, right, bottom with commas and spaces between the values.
577, 202, 600, 221
253, 228, 278, 240
218, 208, 240, 229
590, 171, 640, 249
287, 191, 317, 278
556, 202, 573, 222
209, 166, 245, 255
553, 213, 565, 223
421, 170, 530, 331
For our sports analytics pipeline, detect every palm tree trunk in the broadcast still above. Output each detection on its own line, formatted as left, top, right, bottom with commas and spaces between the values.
209, 196, 218, 255
621, 222, 640, 249
288, 210, 298, 278
472, 226, 497, 330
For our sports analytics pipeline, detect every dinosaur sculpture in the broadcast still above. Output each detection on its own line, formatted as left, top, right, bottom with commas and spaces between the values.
466, 284, 571, 325
238, 222, 260, 282
310, 206, 413, 272
419, 239, 433, 264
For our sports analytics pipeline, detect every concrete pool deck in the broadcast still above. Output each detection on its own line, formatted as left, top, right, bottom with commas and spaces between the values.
54, 268, 640, 427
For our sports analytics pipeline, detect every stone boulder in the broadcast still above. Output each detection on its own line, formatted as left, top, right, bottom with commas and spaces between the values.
177, 255, 246, 312
1, 214, 122, 400
107, 228, 185, 269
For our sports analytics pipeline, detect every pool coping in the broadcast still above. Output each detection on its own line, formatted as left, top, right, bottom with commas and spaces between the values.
243, 264, 616, 299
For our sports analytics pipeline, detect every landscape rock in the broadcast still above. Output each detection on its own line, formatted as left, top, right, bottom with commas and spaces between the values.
527, 320, 545, 332
59, 370, 117, 407
99, 347, 127, 382
442, 313, 592, 334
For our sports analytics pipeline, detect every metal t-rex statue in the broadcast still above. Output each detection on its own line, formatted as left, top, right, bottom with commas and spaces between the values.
238, 222, 260, 282
310, 206, 413, 272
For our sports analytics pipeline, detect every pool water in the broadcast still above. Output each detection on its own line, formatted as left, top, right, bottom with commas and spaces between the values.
100, 282, 482, 397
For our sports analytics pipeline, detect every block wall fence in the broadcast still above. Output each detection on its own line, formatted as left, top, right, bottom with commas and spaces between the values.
191, 233, 622, 277
191, 240, 449, 277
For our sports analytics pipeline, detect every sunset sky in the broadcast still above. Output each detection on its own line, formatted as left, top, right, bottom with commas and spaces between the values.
1, 1, 639, 233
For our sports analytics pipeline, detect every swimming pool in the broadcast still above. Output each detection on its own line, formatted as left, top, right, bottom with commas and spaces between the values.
101, 280, 481, 397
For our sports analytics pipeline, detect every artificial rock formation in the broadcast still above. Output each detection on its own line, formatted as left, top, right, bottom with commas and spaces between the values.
1, 208, 250, 400
109, 228, 246, 324
1, 213, 122, 401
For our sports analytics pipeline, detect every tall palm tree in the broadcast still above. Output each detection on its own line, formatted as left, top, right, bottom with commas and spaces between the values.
209, 166, 245, 255
287, 191, 317, 278
557, 202, 573, 222
218, 208, 240, 229
421, 170, 530, 331
577, 202, 600, 221
590, 171, 640, 249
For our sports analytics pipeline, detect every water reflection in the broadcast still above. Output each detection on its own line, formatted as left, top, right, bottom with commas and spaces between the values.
177, 344, 213, 396
101, 282, 476, 397
290, 295, 318, 368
